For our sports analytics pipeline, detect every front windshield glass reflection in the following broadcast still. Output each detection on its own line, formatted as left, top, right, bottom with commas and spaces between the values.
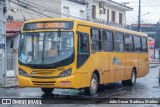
19, 32, 74, 65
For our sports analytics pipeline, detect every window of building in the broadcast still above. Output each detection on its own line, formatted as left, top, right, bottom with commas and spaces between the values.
134, 36, 142, 52
91, 29, 101, 51
79, 10, 85, 19
107, 9, 109, 22
92, 5, 96, 19
125, 34, 133, 52
63, 6, 70, 17
114, 32, 124, 52
112, 11, 116, 23
141, 37, 148, 52
102, 30, 113, 51
119, 13, 123, 24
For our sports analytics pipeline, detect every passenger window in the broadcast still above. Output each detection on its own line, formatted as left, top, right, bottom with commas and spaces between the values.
102, 30, 113, 51
114, 32, 124, 52
142, 37, 148, 52
91, 29, 101, 51
125, 34, 133, 52
134, 36, 141, 52
78, 33, 90, 54
77, 32, 90, 68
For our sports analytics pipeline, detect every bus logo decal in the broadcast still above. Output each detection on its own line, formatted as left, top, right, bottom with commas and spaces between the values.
113, 57, 122, 65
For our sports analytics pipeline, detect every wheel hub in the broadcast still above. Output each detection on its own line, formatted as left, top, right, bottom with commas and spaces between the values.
91, 78, 97, 92
132, 72, 135, 83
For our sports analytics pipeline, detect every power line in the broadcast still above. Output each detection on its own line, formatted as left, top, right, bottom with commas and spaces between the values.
12, 0, 86, 20
10, 0, 52, 18
18, 4, 26, 21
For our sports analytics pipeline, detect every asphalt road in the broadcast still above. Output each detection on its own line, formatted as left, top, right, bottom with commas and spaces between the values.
0, 66, 160, 107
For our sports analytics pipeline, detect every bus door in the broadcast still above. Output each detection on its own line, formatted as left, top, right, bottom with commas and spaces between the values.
77, 25, 91, 87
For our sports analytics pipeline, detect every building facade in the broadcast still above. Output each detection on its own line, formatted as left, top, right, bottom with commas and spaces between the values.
90, 0, 133, 26
7, 0, 87, 21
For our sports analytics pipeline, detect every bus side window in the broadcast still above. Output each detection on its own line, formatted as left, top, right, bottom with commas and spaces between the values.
91, 29, 101, 51
141, 37, 148, 52
134, 36, 141, 52
78, 33, 89, 54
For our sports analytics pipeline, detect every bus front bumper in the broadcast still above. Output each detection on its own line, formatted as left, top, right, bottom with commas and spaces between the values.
18, 73, 80, 89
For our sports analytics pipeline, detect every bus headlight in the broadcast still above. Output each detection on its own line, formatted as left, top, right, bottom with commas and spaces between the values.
59, 68, 72, 77
19, 69, 30, 77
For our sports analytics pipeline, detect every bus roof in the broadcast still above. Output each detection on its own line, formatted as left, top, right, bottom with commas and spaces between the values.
24, 18, 148, 37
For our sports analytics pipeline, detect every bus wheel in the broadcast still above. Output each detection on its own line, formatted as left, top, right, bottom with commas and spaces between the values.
41, 88, 54, 94
128, 69, 136, 86
84, 73, 99, 96
121, 80, 129, 86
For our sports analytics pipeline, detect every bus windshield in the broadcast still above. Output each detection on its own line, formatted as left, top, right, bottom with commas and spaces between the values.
19, 32, 74, 66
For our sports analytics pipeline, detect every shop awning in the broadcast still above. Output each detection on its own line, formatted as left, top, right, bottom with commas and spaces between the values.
6, 21, 24, 37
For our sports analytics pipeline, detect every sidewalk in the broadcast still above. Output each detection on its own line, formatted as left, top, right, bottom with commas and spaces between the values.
149, 59, 160, 68
0, 77, 18, 88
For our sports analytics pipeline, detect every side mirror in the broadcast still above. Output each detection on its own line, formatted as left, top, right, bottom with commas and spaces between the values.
10, 40, 14, 49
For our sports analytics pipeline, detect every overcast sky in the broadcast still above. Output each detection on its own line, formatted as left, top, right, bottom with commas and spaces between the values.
114, 0, 160, 24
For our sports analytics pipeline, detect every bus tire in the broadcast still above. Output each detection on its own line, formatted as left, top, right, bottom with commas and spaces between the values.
121, 80, 129, 86
41, 88, 54, 94
128, 69, 136, 86
84, 73, 99, 96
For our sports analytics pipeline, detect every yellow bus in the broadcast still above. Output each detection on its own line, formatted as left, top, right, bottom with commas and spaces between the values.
18, 18, 149, 95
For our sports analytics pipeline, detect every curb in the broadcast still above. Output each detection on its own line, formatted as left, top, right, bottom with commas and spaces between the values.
0, 85, 19, 88
150, 63, 160, 64
150, 65, 159, 68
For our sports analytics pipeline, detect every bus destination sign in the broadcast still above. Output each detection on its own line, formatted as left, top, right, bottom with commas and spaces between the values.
23, 22, 73, 31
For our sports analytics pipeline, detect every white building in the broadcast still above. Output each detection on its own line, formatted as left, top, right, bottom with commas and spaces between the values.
91, 0, 133, 25
7, 0, 87, 21
62, 0, 87, 19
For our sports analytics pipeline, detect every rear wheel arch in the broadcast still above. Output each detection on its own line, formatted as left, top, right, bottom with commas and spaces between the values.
122, 67, 137, 86
93, 70, 100, 84
133, 67, 137, 77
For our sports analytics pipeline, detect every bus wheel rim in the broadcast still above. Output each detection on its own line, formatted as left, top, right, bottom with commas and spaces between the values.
91, 78, 97, 93
132, 72, 135, 83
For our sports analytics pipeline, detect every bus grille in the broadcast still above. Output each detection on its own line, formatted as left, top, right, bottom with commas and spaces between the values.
32, 81, 56, 86
31, 70, 54, 75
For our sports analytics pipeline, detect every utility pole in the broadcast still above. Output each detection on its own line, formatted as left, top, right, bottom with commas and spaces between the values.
138, 0, 141, 32
0, 0, 7, 85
